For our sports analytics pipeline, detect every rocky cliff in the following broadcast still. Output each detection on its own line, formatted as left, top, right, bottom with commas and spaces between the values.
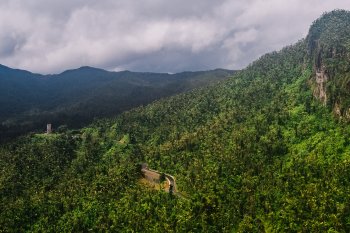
307, 10, 350, 119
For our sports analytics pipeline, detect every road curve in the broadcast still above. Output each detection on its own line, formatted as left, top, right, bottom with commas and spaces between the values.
141, 165, 177, 194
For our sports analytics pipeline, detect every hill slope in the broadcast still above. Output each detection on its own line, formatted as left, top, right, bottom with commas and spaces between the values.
0, 66, 234, 141
1, 10, 350, 232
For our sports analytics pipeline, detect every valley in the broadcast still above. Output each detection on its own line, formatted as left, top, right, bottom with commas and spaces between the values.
0, 67, 234, 142
1, 9, 350, 232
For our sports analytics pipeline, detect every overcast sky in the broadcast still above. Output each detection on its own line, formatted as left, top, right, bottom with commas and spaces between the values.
0, 0, 349, 74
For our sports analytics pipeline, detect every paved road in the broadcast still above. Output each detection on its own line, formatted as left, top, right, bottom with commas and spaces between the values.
141, 167, 177, 194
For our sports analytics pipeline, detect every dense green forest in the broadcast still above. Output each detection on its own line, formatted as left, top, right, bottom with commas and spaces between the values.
1, 10, 350, 232
0, 66, 233, 142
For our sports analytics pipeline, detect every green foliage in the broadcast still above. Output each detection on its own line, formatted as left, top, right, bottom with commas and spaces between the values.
307, 10, 350, 112
1, 11, 350, 232
0, 67, 234, 142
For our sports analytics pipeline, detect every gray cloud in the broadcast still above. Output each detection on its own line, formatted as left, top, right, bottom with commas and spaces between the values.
0, 33, 25, 57
0, 0, 349, 74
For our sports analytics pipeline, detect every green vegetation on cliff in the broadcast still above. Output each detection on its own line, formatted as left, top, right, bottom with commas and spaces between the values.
1, 10, 350, 232
307, 9, 350, 113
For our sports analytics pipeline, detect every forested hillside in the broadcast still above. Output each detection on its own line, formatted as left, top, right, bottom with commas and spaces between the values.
1, 10, 350, 232
0, 66, 233, 142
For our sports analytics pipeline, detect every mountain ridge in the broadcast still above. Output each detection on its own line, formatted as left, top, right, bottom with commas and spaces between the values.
1, 10, 350, 232
0, 65, 235, 141
307, 10, 350, 118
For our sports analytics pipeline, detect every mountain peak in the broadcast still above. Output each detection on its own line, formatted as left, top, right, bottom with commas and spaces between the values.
77, 66, 103, 71
60, 66, 107, 75
0, 64, 38, 77
0, 64, 11, 70
307, 9, 350, 53
306, 9, 350, 117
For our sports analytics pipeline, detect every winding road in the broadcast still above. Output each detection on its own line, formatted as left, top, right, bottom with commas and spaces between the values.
141, 164, 177, 194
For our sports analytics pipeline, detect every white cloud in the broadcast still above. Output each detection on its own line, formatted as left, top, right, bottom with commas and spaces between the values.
0, 0, 349, 73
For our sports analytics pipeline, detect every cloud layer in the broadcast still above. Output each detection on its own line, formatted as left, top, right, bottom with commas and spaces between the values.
0, 0, 349, 74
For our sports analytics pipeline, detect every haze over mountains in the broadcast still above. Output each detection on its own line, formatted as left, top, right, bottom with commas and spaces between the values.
1, 9, 350, 232
0, 65, 234, 141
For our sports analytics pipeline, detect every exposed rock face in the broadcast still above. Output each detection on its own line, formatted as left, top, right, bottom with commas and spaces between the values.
307, 10, 350, 120
313, 67, 328, 106
345, 108, 350, 119
334, 102, 342, 117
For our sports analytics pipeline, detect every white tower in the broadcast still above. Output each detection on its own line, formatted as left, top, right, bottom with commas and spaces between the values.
46, 124, 52, 134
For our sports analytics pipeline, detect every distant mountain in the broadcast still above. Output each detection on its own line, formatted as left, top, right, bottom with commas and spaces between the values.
0, 65, 235, 141
2, 10, 350, 232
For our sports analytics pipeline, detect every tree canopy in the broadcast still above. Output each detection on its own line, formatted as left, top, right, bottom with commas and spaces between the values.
1, 10, 350, 232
